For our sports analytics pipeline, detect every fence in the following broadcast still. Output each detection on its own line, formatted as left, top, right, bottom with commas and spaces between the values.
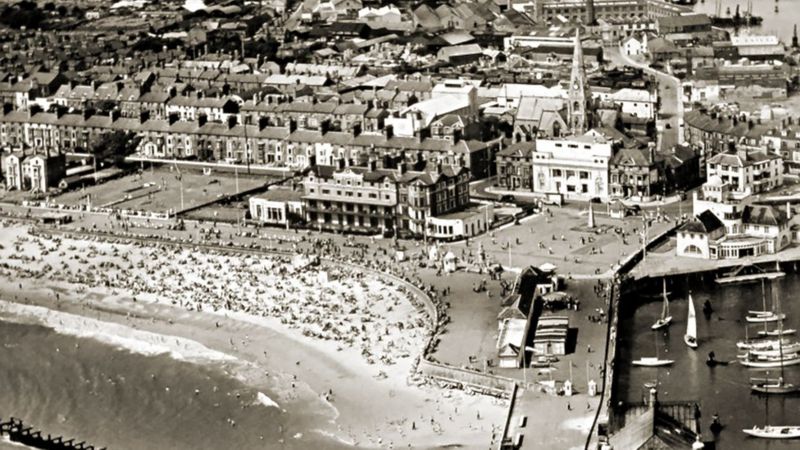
417, 359, 517, 398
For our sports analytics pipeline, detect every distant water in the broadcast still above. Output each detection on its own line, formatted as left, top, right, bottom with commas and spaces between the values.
616, 274, 800, 449
693, 0, 800, 43
0, 320, 346, 450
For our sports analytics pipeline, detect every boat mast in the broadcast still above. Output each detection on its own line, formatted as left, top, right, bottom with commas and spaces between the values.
776, 285, 785, 383
662, 279, 668, 319
761, 279, 769, 334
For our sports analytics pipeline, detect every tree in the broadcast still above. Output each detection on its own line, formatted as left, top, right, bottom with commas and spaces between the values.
91, 131, 141, 168
93, 100, 117, 114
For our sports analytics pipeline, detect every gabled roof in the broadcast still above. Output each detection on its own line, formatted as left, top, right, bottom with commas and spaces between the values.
412, 5, 441, 28
497, 140, 534, 158
611, 147, 652, 166
742, 205, 787, 227
680, 210, 724, 234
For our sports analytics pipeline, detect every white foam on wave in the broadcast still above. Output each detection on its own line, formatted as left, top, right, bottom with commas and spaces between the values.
0, 300, 236, 364
1, 435, 37, 448
255, 391, 280, 409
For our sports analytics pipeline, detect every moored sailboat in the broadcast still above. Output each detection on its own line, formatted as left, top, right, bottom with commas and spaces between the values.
751, 293, 798, 394
742, 426, 800, 439
746, 312, 786, 323
744, 364, 800, 438
684, 294, 698, 349
633, 331, 674, 367
739, 352, 800, 369
758, 328, 797, 337
651, 279, 672, 330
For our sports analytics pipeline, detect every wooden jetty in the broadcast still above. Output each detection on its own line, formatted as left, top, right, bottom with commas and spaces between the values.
0, 418, 104, 450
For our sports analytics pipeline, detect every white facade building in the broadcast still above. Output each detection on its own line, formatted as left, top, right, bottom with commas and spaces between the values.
705, 148, 783, 199
426, 203, 493, 240
592, 87, 658, 120
249, 189, 303, 225
531, 134, 614, 201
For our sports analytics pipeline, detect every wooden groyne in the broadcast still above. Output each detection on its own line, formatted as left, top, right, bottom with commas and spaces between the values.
0, 418, 104, 450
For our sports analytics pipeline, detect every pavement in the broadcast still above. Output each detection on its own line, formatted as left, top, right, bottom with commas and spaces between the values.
605, 46, 684, 151
454, 206, 673, 277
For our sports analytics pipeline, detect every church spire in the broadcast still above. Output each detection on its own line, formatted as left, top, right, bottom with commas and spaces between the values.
568, 29, 589, 135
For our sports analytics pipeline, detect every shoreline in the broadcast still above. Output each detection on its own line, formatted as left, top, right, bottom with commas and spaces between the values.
0, 224, 507, 449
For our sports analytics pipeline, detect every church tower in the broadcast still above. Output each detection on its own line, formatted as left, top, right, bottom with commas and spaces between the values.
568, 29, 590, 135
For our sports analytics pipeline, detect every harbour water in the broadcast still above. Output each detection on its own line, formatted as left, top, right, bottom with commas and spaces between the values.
693, 0, 800, 43
616, 274, 800, 449
0, 319, 347, 450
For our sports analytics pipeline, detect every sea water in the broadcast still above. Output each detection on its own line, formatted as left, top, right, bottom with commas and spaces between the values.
617, 275, 800, 449
693, 0, 800, 43
0, 320, 348, 450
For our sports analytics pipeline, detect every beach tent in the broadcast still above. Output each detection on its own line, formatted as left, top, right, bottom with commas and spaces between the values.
443, 251, 457, 273
428, 244, 439, 261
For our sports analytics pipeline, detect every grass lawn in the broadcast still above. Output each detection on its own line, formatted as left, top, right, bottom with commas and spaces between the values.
53, 167, 269, 213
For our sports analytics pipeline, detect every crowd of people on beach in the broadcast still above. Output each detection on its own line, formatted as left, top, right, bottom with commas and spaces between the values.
0, 224, 433, 373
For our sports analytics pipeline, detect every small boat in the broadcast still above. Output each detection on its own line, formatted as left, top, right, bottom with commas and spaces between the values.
633, 357, 675, 367
745, 331, 800, 438
751, 377, 800, 394
751, 297, 798, 394
684, 295, 698, 349
715, 268, 784, 285
651, 280, 672, 330
758, 328, 796, 337
747, 312, 786, 323
739, 353, 800, 368
706, 351, 729, 367
635, 331, 673, 367
710, 414, 723, 434
744, 346, 800, 358
742, 425, 800, 439
736, 339, 796, 352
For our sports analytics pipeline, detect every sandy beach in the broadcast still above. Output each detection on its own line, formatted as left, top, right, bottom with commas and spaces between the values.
0, 222, 507, 448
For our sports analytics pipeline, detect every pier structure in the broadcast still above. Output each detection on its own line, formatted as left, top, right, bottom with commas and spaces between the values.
0, 418, 104, 450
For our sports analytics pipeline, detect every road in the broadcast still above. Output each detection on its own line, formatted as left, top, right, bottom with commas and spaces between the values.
604, 45, 684, 151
